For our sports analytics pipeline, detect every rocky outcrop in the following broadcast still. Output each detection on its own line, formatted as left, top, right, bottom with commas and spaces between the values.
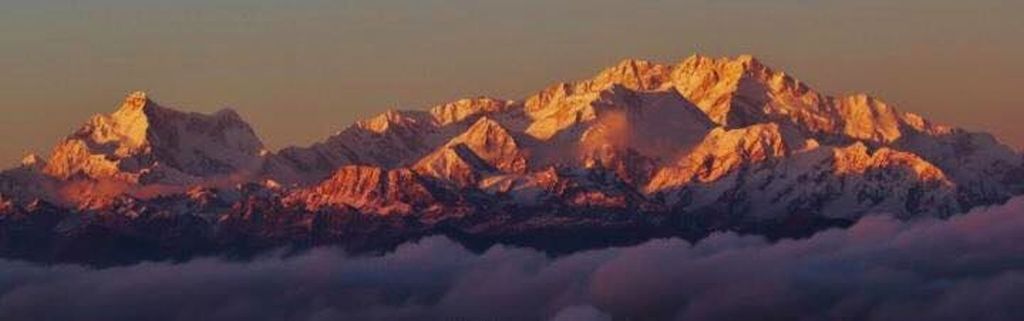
288, 166, 444, 216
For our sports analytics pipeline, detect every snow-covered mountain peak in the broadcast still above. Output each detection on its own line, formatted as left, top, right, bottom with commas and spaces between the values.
289, 165, 441, 215
832, 94, 905, 142
355, 109, 432, 134
646, 123, 795, 192
673, 55, 821, 127
42, 92, 266, 185
412, 116, 528, 185
459, 117, 516, 145
590, 58, 674, 91
679, 54, 769, 74
20, 154, 45, 171
9, 54, 1018, 224
831, 142, 950, 184
429, 97, 515, 126
118, 90, 150, 111
3, 54, 1023, 260
93, 91, 159, 150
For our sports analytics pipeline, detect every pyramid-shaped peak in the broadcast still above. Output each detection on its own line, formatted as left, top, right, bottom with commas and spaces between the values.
414, 115, 527, 182
105, 91, 251, 132
468, 116, 503, 130
43, 91, 266, 184
448, 117, 521, 154
122, 91, 150, 109
108, 90, 179, 127
83, 92, 161, 150
460, 116, 516, 144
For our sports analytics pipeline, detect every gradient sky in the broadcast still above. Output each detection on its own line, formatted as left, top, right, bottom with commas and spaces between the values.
1, 0, 1022, 166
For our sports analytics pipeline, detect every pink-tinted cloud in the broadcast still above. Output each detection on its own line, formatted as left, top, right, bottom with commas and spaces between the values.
2, 197, 1024, 320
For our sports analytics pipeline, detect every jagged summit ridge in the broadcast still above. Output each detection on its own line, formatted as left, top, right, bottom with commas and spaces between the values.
547, 55, 941, 146
259, 54, 1017, 219
2, 54, 1021, 239
1, 53, 1022, 263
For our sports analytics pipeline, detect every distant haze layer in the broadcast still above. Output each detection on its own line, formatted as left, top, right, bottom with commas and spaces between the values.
1, 0, 1022, 166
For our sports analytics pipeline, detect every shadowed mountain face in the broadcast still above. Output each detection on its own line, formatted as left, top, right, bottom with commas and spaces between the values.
1, 54, 1021, 264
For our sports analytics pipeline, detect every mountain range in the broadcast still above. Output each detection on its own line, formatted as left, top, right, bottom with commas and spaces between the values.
2, 54, 1022, 264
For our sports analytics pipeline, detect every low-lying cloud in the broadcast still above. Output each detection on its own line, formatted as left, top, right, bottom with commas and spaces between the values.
4, 197, 1024, 321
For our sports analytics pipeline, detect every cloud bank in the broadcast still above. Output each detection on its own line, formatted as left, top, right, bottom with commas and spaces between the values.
4, 197, 1024, 321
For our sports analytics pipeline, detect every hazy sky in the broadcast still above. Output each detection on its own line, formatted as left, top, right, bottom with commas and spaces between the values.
1, 0, 1022, 166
